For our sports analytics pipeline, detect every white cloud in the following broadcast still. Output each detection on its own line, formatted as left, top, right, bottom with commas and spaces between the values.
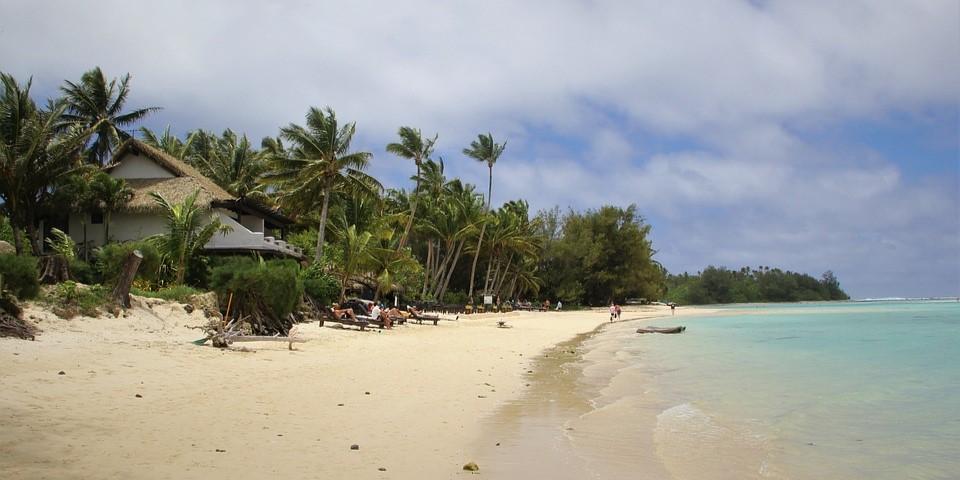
0, 0, 956, 297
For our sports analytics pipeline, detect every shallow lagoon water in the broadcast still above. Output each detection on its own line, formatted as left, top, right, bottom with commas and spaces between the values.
476, 301, 960, 479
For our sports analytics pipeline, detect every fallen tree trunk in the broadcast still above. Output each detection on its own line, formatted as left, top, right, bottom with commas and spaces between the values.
636, 326, 686, 334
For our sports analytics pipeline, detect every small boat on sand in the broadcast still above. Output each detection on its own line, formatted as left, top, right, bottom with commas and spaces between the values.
636, 326, 686, 334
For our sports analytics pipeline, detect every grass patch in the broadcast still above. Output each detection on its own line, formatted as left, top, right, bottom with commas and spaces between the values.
131, 285, 202, 303
40, 281, 111, 319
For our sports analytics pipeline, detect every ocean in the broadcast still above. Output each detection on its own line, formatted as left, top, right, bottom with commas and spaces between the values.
473, 300, 960, 479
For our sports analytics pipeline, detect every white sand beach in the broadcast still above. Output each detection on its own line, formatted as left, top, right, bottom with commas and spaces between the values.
0, 301, 687, 479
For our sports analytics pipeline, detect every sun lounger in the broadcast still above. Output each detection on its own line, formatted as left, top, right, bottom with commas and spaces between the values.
321, 308, 371, 331
356, 314, 394, 329
410, 311, 440, 325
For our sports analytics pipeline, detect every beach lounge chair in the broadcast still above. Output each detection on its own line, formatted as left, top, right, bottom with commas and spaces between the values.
321, 307, 371, 331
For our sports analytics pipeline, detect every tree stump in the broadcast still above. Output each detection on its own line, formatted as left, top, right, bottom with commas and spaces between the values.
111, 250, 143, 308
38, 255, 70, 284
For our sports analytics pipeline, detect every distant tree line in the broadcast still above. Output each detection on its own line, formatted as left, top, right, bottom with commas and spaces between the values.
664, 266, 849, 304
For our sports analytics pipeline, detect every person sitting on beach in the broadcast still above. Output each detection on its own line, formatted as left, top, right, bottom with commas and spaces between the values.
370, 303, 392, 329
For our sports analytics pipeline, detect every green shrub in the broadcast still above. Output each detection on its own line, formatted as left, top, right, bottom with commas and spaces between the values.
44, 281, 109, 318
69, 259, 99, 284
97, 241, 161, 285
45, 228, 76, 260
302, 263, 339, 306
443, 290, 468, 305
0, 254, 40, 299
209, 258, 304, 319
131, 284, 202, 303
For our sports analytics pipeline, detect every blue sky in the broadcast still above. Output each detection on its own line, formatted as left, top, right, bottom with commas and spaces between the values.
2, 0, 957, 298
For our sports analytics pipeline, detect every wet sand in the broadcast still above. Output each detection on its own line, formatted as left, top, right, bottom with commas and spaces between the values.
469, 307, 779, 480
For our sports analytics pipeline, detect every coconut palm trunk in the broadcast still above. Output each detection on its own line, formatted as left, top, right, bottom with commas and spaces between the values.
397, 163, 421, 251
316, 188, 331, 263
463, 134, 504, 299
467, 168, 492, 299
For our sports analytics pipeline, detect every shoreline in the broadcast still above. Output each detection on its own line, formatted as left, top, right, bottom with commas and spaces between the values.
0, 301, 684, 479
467, 305, 726, 479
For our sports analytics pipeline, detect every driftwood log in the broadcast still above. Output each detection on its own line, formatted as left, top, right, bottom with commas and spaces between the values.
636, 326, 686, 334
111, 250, 143, 308
0, 288, 37, 340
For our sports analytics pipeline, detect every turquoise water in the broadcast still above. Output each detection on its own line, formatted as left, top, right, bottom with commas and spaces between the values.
631, 300, 960, 478
475, 301, 960, 479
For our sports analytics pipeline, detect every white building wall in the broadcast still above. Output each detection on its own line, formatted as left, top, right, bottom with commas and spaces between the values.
110, 153, 175, 179
109, 212, 168, 242
239, 214, 265, 233
67, 211, 167, 248
205, 210, 264, 249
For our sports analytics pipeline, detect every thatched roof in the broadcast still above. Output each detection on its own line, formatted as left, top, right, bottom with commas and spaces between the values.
108, 139, 235, 213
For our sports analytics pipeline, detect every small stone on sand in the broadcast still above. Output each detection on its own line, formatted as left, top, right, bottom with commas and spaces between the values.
463, 462, 479, 471
350, 444, 359, 450
58, 371, 65, 375
135, 394, 142, 398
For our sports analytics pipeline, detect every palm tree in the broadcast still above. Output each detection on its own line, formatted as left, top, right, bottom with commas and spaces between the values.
262, 106, 378, 264
53, 165, 99, 260
139, 125, 194, 160
0, 73, 88, 254
188, 129, 266, 200
60, 67, 159, 165
462, 133, 506, 300
337, 224, 374, 302
89, 172, 133, 244
386, 126, 437, 251
418, 179, 484, 301
148, 190, 230, 284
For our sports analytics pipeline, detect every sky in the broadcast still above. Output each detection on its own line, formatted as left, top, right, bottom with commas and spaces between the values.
1, 0, 958, 298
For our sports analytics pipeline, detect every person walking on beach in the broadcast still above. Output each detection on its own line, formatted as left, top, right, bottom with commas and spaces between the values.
615, 304, 622, 320
556, 300, 562, 311
609, 303, 616, 322
670, 303, 676, 316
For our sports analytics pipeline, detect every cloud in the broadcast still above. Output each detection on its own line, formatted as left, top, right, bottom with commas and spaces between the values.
0, 0, 956, 297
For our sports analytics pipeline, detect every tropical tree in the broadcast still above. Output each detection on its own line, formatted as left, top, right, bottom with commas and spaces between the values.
148, 189, 230, 284
482, 200, 541, 299
60, 67, 159, 165
139, 125, 193, 160
89, 172, 133, 244
419, 178, 484, 301
52, 165, 99, 260
336, 224, 375, 302
187, 129, 266, 200
386, 126, 436, 251
0, 73, 88, 254
262, 106, 378, 264
462, 133, 506, 300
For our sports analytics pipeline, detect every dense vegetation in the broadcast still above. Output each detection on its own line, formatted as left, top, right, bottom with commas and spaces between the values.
664, 267, 849, 304
0, 66, 850, 312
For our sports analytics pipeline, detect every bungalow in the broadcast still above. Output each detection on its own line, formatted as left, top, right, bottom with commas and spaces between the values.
66, 139, 303, 259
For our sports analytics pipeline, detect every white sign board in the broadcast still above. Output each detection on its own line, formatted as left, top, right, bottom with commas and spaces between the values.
483, 295, 493, 305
